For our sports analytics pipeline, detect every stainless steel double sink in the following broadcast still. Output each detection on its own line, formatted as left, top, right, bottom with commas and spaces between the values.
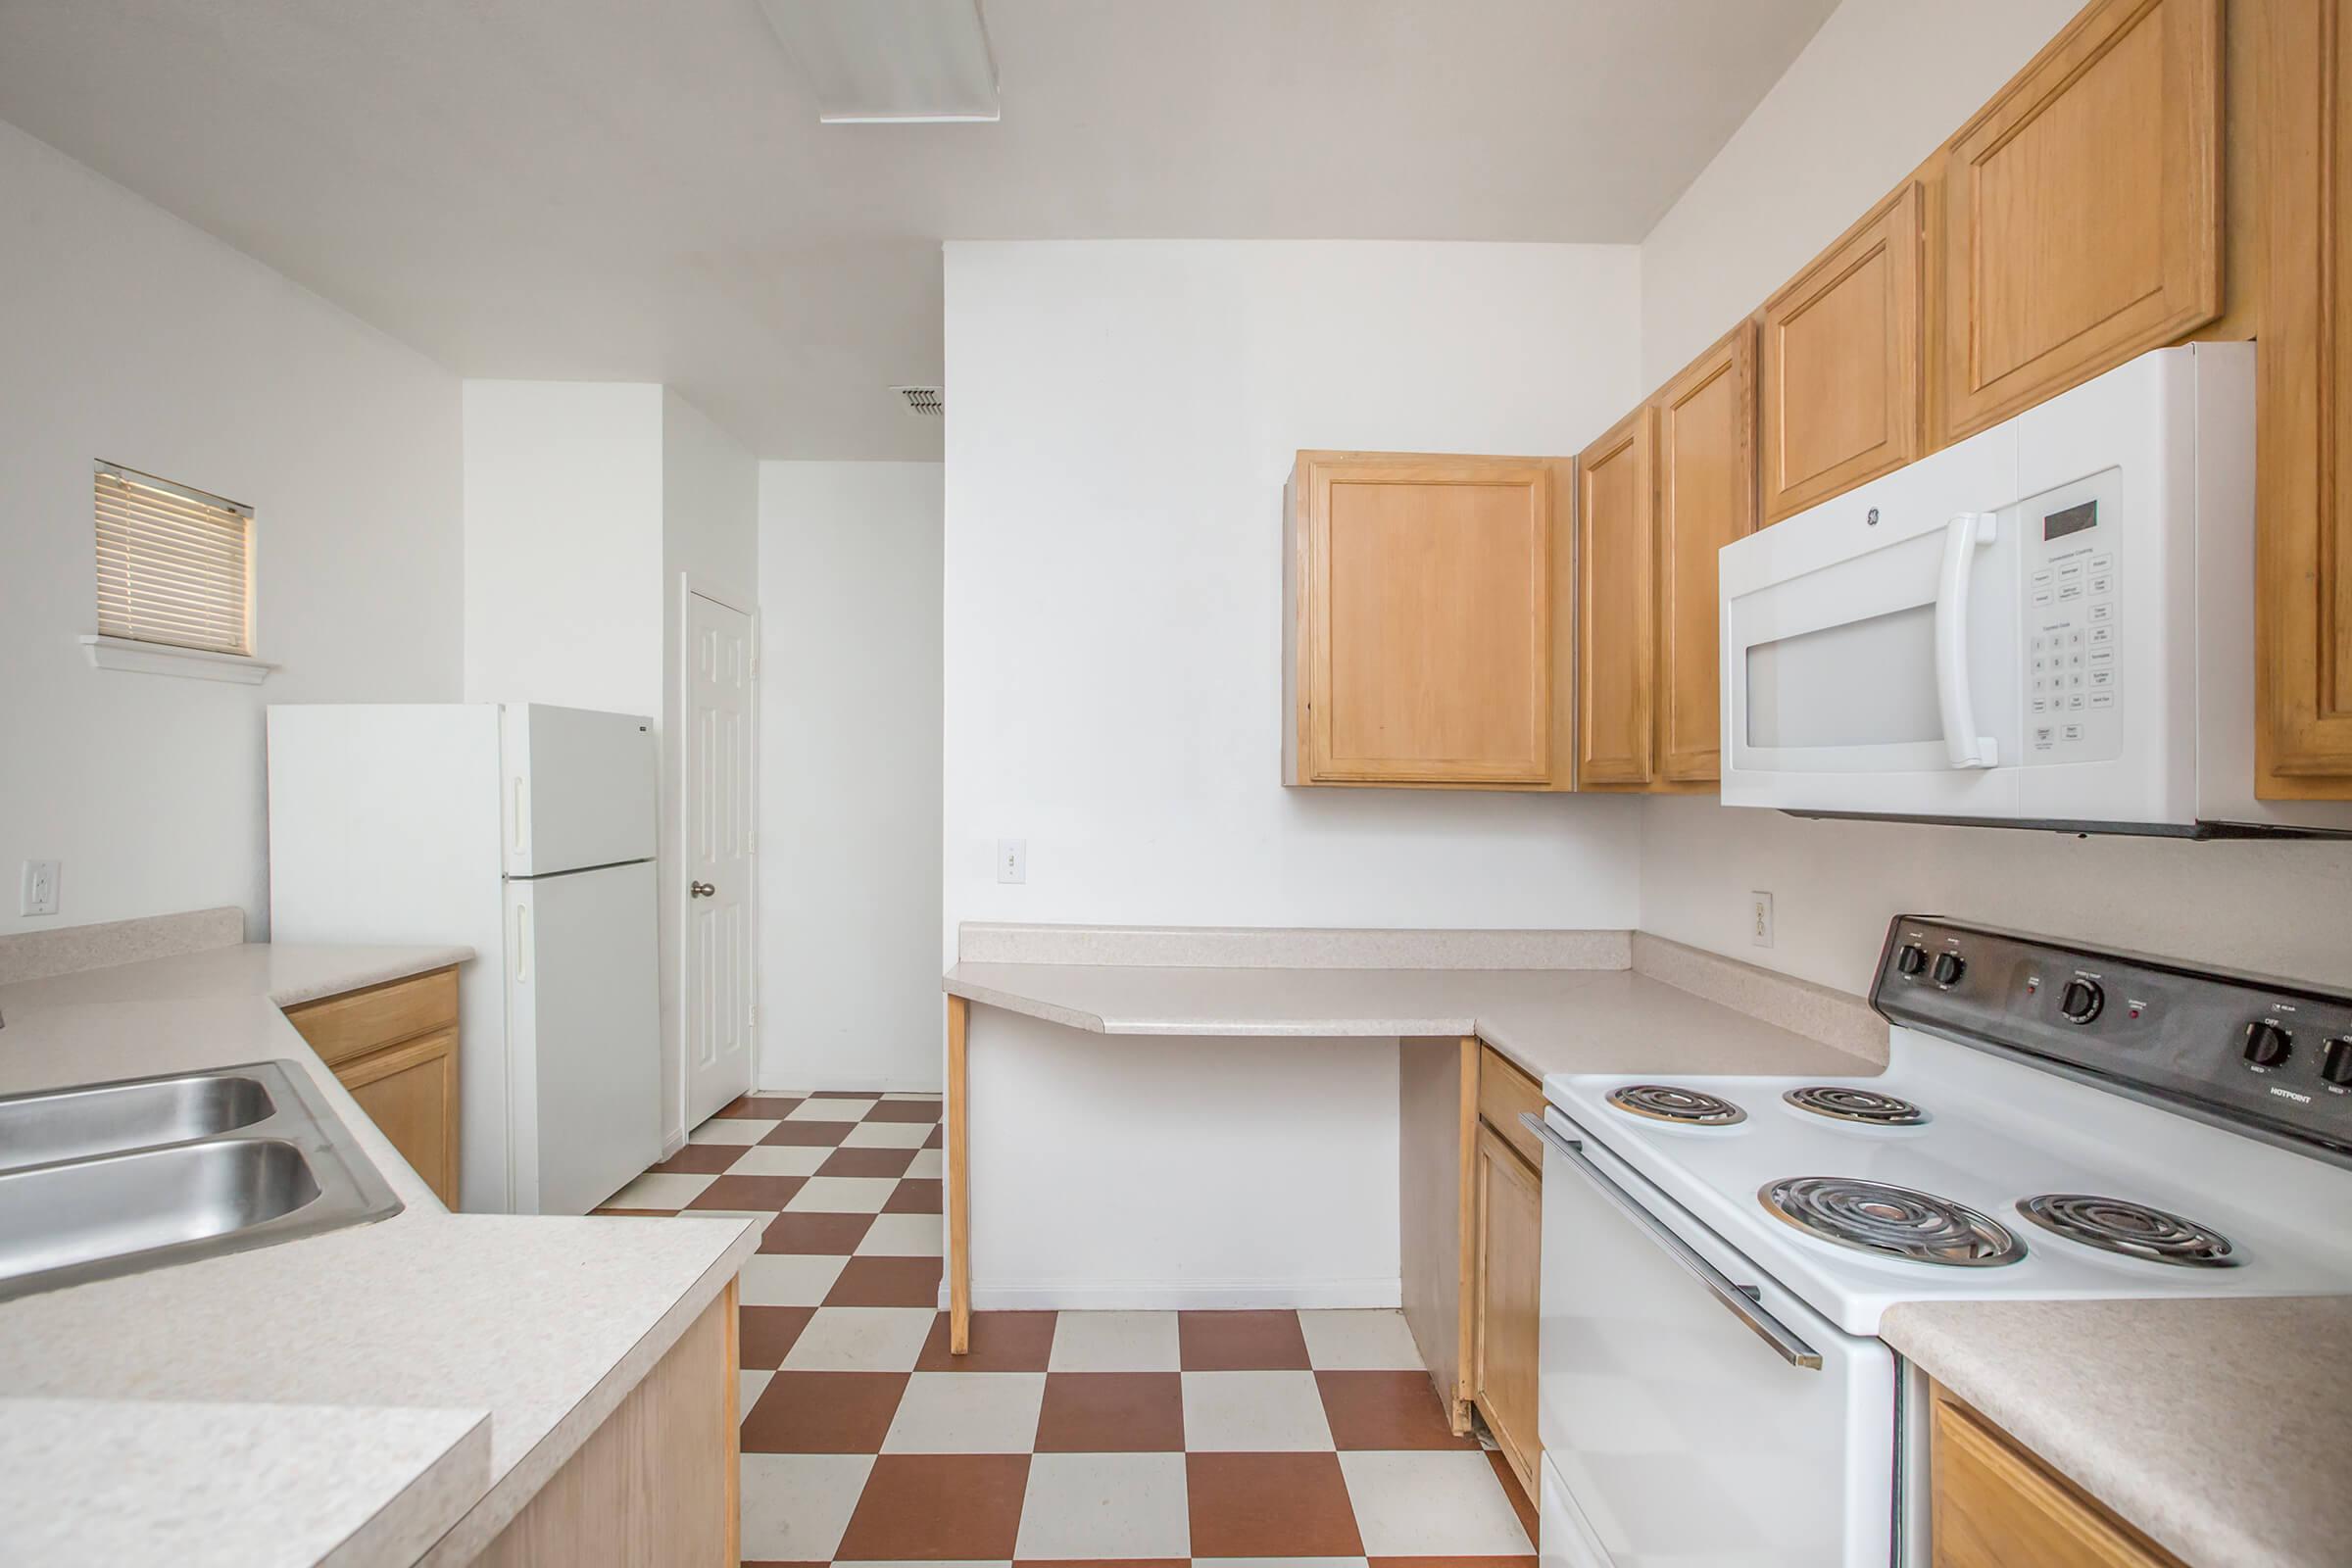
0, 1060, 404, 1301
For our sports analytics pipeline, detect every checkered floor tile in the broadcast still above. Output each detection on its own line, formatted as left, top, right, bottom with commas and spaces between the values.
597, 1090, 1539, 1566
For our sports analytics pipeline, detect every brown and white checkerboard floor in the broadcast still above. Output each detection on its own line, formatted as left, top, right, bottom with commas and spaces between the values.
595, 1089, 1540, 1567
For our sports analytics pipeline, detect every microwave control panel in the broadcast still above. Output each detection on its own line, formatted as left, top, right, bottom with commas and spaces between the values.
2018, 471, 2122, 764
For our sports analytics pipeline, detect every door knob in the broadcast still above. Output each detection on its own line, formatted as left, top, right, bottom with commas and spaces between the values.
690, 881, 715, 898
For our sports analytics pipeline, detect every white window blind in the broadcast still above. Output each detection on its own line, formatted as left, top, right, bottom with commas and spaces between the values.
93, 462, 253, 656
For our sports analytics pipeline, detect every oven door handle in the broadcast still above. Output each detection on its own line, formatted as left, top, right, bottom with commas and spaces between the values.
1521, 1112, 1824, 1372
1934, 511, 2000, 769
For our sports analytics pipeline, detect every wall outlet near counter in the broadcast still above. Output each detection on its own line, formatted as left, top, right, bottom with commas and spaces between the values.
21, 859, 60, 917
1749, 891, 1774, 949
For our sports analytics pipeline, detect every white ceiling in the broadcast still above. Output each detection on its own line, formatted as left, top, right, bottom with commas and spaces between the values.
0, 0, 1838, 459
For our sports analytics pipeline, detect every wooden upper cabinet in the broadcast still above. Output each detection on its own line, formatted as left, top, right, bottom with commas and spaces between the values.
1759, 182, 1923, 524
1288, 452, 1569, 788
1575, 408, 1658, 788
1655, 321, 1759, 783
2256, 0, 2352, 797
1938, 0, 2222, 442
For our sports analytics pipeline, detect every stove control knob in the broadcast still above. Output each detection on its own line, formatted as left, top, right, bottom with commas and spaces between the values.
2242, 1019, 2293, 1069
1895, 943, 1929, 977
2058, 979, 2104, 1024
1931, 952, 1966, 988
2322, 1038, 2352, 1088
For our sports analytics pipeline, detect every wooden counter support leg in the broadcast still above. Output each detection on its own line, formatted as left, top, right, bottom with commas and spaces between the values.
947, 992, 972, 1355
1452, 1036, 1479, 1432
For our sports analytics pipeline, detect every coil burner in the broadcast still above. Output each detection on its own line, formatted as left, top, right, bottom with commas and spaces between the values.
2017, 1194, 2239, 1268
1605, 1084, 1746, 1126
1761, 1177, 2025, 1266
1783, 1086, 1928, 1127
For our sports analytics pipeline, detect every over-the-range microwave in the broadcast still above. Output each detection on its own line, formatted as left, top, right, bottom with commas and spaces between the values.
1718, 341, 2351, 837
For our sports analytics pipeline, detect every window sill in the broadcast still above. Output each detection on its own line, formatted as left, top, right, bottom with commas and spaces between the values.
78, 634, 275, 684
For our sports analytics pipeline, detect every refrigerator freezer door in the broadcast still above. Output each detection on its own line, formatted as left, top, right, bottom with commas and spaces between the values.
501, 704, 658, 878
504, 859, 662, 1215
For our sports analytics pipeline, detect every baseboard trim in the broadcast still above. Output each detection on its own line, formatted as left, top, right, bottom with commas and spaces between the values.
953, 1277, 1402, 1311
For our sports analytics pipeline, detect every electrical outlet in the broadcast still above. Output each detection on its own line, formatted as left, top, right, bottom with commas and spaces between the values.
21, 859, 60, 917
996, 838, 1027, 885
1749, 891, 1775, 949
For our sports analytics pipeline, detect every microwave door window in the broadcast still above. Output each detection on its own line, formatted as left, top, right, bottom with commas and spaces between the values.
1744, 603, 1942, 751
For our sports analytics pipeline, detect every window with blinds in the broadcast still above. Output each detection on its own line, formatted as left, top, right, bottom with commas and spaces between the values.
93, 462, 254, 657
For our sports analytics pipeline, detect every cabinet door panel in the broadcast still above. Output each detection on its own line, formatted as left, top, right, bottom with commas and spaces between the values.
340, 1027, 460, 1207
1473, 1123, 1542, 1497
1760, 183, 1922, 523
1656, 321, 1758, 782
1575, 409, 1658, 787
2256, 0, 2352, 795
1931, 1388, 2179, 1567
1297, 455, 1557, 785
1939, 0, 2221, 440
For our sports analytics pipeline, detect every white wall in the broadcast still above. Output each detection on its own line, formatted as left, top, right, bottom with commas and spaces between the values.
1635, 0, 2352, 995
758, 461, 945, 1092
460, 382, 664, 716
0, 120, 462, 938
943, 240, 1648, 967
660, 389, 759, 1140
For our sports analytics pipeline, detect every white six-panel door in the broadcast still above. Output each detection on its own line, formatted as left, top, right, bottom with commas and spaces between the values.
684, 590, 756, 1125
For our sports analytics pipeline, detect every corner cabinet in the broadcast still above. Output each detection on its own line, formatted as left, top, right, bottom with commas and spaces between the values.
1575, 409, 1659, 787
283, 966, 462, 1206
1654, 322, 1759, 783
1759, 181, 1923, 524
2256, 0, 2352, 797
1286, 451, 1572, 789
1929, 1382, 2182, 1567
1936, 0, 2223, 443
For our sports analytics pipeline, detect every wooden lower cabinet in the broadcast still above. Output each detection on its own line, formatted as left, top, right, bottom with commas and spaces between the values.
1929, 1382, 2180, 1567
1471, 1074, 1543, 1495
282, 965, 461, 1206
480, 1282, 741, 1566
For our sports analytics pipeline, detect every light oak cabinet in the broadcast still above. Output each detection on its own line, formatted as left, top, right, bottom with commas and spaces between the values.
2256, 0, 2352, 798
1471, 1119, 1542, 1498
1654, 322, 1760, 782
1930, 1383, 2181, 1567
1577, 324, 1759, 791
283, 966, 461, 1206
1287, 452, 1572, 789
1575, 408, 1659, 786
1936, 0, 2222, 442
1759, 182, 1923, 523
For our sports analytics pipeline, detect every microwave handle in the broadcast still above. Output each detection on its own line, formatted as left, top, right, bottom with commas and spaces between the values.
1935, 512, 2000, 769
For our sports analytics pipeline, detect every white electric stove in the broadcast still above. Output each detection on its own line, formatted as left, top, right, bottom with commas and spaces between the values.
1530, 915, 2352, 1568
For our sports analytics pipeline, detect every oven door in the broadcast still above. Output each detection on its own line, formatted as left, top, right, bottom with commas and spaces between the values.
1529, 1109, 1896, 1567
1720, 426, 2024, 819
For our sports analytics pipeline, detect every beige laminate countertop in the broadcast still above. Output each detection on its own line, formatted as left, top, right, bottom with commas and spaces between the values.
947, 945, 2352, 1568
1885, 1296, 2352, 1568
943, 959, 1886, 1081
0, 943, 760, 1568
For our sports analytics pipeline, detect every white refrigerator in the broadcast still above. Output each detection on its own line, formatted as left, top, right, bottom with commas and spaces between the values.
267, 703, 662, 1216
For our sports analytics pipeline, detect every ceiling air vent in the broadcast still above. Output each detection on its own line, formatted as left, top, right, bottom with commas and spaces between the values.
894, 385, 944, 417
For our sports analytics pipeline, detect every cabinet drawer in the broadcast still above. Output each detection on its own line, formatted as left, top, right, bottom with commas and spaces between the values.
284, 966, 459, 1067
1478, 1045, 1545, 1170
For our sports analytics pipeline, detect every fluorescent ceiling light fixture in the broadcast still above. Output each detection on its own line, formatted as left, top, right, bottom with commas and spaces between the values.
759, 0, 1001, 123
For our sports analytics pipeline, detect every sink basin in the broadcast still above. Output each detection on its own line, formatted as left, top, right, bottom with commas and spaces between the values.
0, 1071, 274, 1171
0, 1060, 402, 1301
0, 1139, 320, 1288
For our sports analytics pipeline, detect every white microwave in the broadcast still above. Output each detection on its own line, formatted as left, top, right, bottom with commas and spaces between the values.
1719, 342, 2350, 836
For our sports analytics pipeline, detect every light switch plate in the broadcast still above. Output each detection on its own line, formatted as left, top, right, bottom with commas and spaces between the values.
21, 859, 60, 917
1749, 891, 1774, 949
997, 839, 1027, 885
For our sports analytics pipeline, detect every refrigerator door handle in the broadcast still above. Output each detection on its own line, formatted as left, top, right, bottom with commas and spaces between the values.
514, 904, 530, 984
